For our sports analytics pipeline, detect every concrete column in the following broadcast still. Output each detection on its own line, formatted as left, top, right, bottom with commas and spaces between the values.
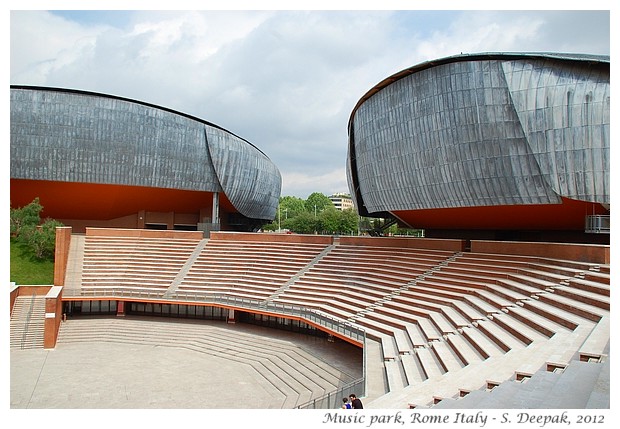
117, 301, 125, 317
212, 192, 220, 227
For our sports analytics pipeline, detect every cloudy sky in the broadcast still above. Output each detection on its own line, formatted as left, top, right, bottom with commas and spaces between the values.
9, 3, 611, 199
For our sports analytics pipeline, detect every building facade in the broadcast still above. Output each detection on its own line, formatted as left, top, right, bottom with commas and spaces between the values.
347, 53, 609, 242
328, 193, 354, 211
10, 86, 282, 233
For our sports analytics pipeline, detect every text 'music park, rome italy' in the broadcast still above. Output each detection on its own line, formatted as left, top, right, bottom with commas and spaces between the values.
6, 5, 614, 429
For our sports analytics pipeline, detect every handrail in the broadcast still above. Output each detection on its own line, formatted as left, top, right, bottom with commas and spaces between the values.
61, 288, 365, 343
585, 215, 610, 234
61, 287, 367, 405
296, 376, 366, 409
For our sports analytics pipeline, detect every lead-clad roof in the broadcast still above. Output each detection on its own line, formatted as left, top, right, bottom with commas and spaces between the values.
10, 86, 281, 221
347, 52, 610, 216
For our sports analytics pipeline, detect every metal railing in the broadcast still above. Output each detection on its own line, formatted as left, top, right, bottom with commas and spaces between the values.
296, 377, 366, 409
63, 288, 365, 343
585, 215, 610, 234
61, 287, 367, 406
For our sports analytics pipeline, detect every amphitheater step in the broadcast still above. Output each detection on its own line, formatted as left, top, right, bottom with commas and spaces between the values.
56, 317, 356, 408
433, 358, 609, 409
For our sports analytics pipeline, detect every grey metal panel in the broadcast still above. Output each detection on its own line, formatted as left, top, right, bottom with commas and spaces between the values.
502, 59, 610, 204
207, 127, 281, 220
348, 54, 610, 214
10, 87, 281, 220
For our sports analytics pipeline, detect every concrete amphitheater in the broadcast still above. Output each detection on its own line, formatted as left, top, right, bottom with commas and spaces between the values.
10, 52, 610, 411
10, 230, 610, 410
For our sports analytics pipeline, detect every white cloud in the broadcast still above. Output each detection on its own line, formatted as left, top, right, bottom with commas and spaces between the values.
10, 9, 610, 198
282, 168, 349, 199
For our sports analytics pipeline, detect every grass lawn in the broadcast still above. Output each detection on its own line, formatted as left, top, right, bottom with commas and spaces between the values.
10, 238, 54, 285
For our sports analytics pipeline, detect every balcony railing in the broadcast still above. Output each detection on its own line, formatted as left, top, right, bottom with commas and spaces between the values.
585, 215, 610, 234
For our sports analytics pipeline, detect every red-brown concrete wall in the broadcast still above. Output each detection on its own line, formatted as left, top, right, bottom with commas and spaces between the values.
471, 240, 610, 264
393, 197, 608, 231
339, 236, 466, 252
86, 227, 204, 240
10, 284, 19, 317
210, 231, 334, 245
54, 226, 72, 286
14, 285, 53, 296
44, 286, 63, 349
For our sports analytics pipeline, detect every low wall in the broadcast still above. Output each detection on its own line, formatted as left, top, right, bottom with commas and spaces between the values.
471, 240, 610, 264
85, 227, 204, 240
54, 226, 72, 286
210, 231, 334, 245
13, 285, 53, 296
10, 283, 19, 317
339, 236, 466, 252
44, 286, 63, 349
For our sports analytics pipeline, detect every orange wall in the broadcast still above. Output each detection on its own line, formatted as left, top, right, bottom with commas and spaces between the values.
340, 235, 465, 252
86, 227, 204, 240
10, 179, 238, 233
471, 240, 610, 264
10, 179, 221, 220
394, 197, 608, 231
211, 231, 334, 245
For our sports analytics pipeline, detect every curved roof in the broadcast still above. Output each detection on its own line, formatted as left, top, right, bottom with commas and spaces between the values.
346, 52, 610, 230
10, 86, 281, 221
348, 52, 610, 129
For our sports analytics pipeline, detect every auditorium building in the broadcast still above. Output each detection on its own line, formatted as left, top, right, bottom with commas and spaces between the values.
347, 52, 610, 243
10, 86, 282, 233
10, 53, 610, 410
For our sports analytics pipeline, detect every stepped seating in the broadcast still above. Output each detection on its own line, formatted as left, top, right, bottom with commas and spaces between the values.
274, 245, 455, 312
175, 240, 329, 299
56, 316, 357, 408
578, 316, 610, 362
360, 253, 610, 408
61, 231, 609, 409
81, 235, 202, 296
431, 357, 610, 409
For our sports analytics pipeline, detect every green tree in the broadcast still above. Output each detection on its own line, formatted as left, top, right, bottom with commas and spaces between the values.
279, 196, 306, 219
288, 211, 318, 234
305, 192, 334, 216
339, 209, 360, 235
10, 198, 63, 261
21, 219, 64, 260
10, 197, 42, 237
317, 207, 339, 234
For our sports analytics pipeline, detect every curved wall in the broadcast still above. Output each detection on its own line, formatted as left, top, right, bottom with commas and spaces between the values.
347, 53, 609, 231
10, 86, 281, 223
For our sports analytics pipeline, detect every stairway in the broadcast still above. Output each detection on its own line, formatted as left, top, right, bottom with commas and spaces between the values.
10, 295, 46, 349
431, 357, 610, 409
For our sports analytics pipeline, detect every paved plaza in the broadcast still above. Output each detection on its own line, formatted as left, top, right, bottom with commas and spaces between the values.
10, 317, 363, 409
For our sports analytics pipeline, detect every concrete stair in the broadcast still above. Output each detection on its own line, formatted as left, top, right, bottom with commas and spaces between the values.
10, 295, 46, 349
432, 357, 610, 409
60, 233, 610, 409
56, 316, 357, 408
